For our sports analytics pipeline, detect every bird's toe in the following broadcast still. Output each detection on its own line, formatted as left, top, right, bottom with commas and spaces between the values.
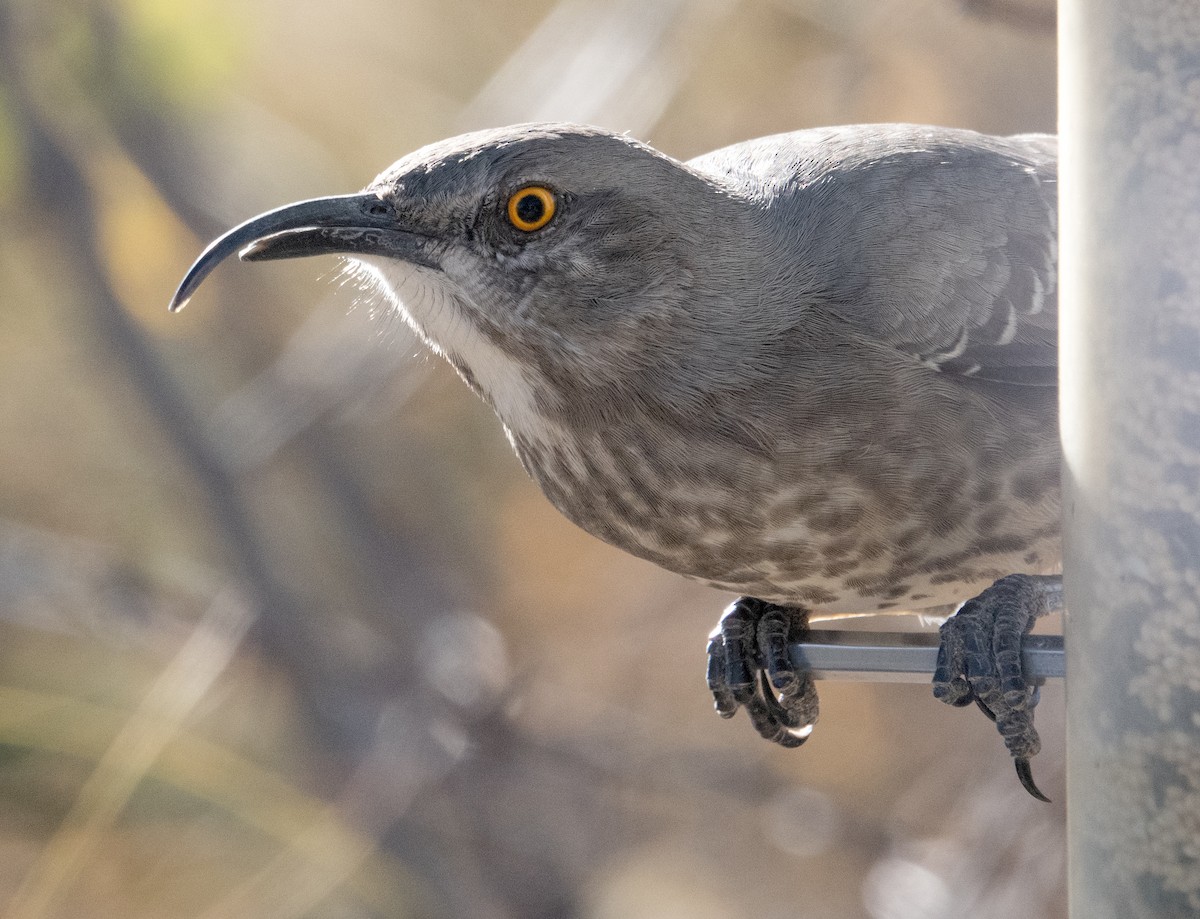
932, 573, 1059, 800
707, 598, 817, 745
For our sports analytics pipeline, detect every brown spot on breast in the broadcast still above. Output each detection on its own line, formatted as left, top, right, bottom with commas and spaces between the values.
807, 503, 864, 533
858, 538, 888, 562
894, 526, 927, 551
821, 534, 859, 559
537, 472, 570, 508
930, 569, 978, 586
973, 480, 1000, 505
609, 444, 640, 480
975, 535, 1031, 555
844, 573, 888, 595
975, 507, 1007, 535
917, 548, 980, 575
889, 549, 930, 575
1012, 469, 1055, 502
928, 501, 969, 538
821, 558, 859, 579
703, 462, 740, 491
626, 472, 661, 509
766, 543, 819, 575
795, 585, 840, 605
580, 450, 604, 484
651, 528, 690, 551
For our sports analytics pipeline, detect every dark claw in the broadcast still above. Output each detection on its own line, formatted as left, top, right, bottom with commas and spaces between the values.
1015, 758, 1051, 803
752, 674, 810, 747
705, 636, 739, 718
933, 574, 1061, 799
758, 607, 797, 692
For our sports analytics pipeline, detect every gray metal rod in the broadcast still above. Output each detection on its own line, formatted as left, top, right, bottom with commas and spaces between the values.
790, 631, 1064, 683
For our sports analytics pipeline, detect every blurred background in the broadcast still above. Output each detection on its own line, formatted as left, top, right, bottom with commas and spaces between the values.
0, 0, 1062, 916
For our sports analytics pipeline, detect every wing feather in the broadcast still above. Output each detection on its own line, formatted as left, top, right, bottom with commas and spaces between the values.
691, 125, 1058, 387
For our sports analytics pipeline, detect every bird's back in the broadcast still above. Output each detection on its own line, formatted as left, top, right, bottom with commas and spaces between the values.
689, 124, 1058, 388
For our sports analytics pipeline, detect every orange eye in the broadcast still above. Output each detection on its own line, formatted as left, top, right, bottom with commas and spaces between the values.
506, 186, 557, 232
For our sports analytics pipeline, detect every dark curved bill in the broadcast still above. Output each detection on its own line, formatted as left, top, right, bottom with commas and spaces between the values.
168, 192, 434, 312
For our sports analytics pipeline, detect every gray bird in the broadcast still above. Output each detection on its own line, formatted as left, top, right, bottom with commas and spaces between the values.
171, 123, 1063, 799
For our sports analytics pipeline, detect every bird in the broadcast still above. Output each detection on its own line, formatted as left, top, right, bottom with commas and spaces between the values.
170, 122, 1062, 799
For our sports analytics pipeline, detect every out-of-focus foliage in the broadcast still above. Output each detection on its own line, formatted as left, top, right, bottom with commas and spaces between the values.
0, 1, 1062, 917
0, 85, 22, 205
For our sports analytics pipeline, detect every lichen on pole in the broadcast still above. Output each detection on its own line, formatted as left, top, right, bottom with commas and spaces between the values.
1059, 0, 1200, 914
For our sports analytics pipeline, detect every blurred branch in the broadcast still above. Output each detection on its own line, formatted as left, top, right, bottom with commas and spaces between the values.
197, 699, 473, 919
458, 0, 739, 134
0, 684, 428, 916
5, 589, 254, 919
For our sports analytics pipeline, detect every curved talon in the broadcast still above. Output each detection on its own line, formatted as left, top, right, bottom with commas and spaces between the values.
751, 675, 811, 747
776, 730, 811, 748
933, 574, 1061, 799
1015, 758, 1051, 803
757, 672, 804, 731
743, 685, 801, 746
975, 697, 997, 721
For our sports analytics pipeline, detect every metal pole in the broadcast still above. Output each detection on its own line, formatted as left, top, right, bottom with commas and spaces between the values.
1059, 1, 1200, 915
789, 630, 1064, 683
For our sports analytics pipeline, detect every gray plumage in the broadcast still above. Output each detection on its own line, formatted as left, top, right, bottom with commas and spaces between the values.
171, 122, 1062, 792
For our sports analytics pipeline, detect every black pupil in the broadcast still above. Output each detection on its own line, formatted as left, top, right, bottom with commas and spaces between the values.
516, 193, 545, 224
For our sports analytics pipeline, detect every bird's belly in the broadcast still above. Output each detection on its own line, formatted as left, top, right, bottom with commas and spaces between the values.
618, 508, 1060, 616
692, 531, 1063, 614
517, 424, 1061, 616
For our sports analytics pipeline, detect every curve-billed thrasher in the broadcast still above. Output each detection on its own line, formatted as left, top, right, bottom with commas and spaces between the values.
171, 123, 1062, 799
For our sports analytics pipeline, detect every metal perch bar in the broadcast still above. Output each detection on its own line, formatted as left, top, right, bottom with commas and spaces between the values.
791, 631, 1064, 683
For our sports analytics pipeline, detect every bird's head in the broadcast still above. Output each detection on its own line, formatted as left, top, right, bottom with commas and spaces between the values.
171, 124, 761, 431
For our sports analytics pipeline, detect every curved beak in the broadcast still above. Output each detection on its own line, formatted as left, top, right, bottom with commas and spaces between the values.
168, 192, 436, 312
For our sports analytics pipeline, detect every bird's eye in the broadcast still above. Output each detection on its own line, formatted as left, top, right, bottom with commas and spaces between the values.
506, 186, 557, 232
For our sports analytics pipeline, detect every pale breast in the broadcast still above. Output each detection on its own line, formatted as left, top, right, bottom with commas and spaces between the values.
511, 414, 1061, 616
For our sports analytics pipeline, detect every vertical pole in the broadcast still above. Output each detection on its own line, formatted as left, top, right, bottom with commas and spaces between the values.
1059, 1, 1200, 916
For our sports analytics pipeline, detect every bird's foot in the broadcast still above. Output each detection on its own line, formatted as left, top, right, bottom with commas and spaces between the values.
706, 598, 818, 747
933, 573, 1062, 801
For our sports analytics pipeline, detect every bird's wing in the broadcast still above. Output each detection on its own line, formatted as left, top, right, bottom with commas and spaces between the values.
694, 126, 1058, 386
